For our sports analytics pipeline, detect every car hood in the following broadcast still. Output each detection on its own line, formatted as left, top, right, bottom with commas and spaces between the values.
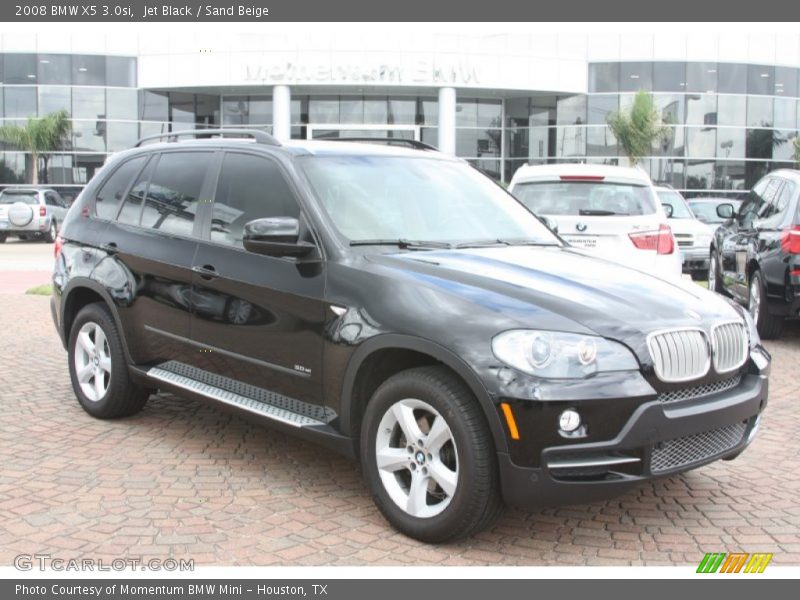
367, 245, 741, 357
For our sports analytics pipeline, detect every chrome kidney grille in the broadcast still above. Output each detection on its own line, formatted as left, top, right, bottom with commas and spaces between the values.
647, 329, 710, 382
710, 321, 748, 373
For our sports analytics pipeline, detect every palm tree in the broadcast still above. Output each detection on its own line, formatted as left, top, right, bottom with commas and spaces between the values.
0, 110, 71, 184
606, 91, 668, 167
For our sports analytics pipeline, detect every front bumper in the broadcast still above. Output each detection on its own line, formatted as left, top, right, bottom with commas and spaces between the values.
498, 358, 768, 508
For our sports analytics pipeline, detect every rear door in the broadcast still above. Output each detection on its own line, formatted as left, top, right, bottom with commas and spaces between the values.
758, 179, 796, 297
102, 150, 215, 365
189, 150, 326, 407
511, 177, 665, 272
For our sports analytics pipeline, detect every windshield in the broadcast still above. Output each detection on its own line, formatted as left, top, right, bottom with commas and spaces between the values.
512, 181, 656, 216
0, 192, 38, 205
299, 156, 557, 245
657, 190, 694, 219
688, 200, 740, 223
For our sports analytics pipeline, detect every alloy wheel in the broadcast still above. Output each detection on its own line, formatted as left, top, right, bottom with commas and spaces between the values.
374, 398, 459, 519
73, 321, 112, 402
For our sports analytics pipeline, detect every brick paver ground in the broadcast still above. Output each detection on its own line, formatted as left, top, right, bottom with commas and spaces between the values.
1, 291, 799, 566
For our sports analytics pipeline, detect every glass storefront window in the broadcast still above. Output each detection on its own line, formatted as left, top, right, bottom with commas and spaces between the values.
309, 96, 339, 123
620, 62, 653, 92
654, 94, 684, 125
140, 91, 168, 122
556, 126, 586, 157
340, 96, 364, 123
4, 87, 37, 118
72, 87, 105, 120
106, 122, 139, 152
650, 159, 685, 188
37, 55, 71, 85
72, 121, 106, 152
139, 122, 169, 140
169, 92, 195, 124
4, 54, 37, 84
466, 159, 501, 181
195, 94, 220, 127
772, 131, 798, 161
686, 62, 718, 93
38, 86, 71, 116
747, 96, 773, 128
686, 160, 715, 190
653, 62, 687, 92
106, 88, 138, 120
717, 95, 747, 127
746, 128, 778, 160
586, 126, 618, 157
587, 95, 618, 125
364, 98, 388, 124
477, 100, 502, 127
773, 98, 797, 130
105, 56, 136, 87
417, 98, 438, 126
291, 97, 308, 125
714, 161, 746, 190
716, 128, 746, 159
222, 96, 249, 125
530, 97, 557, 126
387, 98, 415, 124
504, 127, 529, 160
589, 63, 620, 93
72, 55, 105, 86
686, 127, 717, 158
0, 152, 27, 183
654, 126, 684, 157
455, 129, 501, 158
420, 126, 438, 146
747, 65, 774, 96
456, 99, 477, 127
718, 63, 747, 94
44, 154, 74, 184
556, 95, 586, 125
504, 159, 530, 183
774, 66, 798, 97
686, 94, 717, 126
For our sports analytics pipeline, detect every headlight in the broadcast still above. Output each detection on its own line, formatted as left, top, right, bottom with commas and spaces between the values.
741, 307, 760, 348
492, 330, 639, 379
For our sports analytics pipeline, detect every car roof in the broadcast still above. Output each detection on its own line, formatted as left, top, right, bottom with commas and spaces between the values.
687, 197, 743, 204
510, 162, 652, 186
769, 168, 800, 184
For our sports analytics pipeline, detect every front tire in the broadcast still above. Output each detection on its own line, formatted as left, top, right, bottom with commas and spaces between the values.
68, 302, 150, 418
361, 366, 501, 543
749, 270, 783, 339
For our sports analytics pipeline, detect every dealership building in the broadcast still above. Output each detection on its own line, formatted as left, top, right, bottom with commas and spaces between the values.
0, 27, 799, 196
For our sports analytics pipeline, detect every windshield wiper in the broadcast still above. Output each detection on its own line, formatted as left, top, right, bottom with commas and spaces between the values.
455, 238, 560, 249
349, 239, 454, 249
578, 209, 628, 216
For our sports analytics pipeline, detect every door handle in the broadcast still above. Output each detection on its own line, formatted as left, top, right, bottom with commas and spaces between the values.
192, 264, 219, 280
100, 242, 118, 255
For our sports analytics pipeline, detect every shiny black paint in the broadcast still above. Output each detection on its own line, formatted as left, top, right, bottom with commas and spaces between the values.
52, 140, 771, 509
715, 172, 800, 317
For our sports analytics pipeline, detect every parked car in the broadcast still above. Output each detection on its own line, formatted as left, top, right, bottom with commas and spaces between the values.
688, 197, 743, 227
711, 170, 800, 339
655, 187, 714, 280
52, 130, 769, 543
509, 164, 681, 280
0, 187, 68, 243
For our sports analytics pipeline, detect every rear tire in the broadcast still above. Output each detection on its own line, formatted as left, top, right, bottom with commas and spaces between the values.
361, 366, 502, 543
67, 302, 150, 418
44, 219, 57, 243
749, 269, 783, 339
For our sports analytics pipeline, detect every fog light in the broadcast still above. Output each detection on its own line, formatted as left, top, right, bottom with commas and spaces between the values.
559, 409, 581, 433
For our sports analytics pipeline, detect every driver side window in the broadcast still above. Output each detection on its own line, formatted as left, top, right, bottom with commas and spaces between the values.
210, 153, 301, 248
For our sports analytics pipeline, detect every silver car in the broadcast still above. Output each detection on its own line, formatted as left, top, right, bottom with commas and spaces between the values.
0, 188, 68, 243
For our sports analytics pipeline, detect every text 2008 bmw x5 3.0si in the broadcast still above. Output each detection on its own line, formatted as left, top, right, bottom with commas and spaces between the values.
51, 130, 770, 543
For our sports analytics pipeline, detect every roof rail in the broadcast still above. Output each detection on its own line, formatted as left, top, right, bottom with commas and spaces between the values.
321, 137, 439, 151
134, 128, 280, 148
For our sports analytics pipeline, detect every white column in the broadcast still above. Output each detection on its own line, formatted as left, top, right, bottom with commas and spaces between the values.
437, 87, 456, 155
272, 85, 291, 142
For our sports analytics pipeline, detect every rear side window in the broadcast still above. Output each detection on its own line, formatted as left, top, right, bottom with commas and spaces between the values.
139, 152, 213, 237
210, 152, 300, 248
94, 156, 146, 220
513, 181, 656, 216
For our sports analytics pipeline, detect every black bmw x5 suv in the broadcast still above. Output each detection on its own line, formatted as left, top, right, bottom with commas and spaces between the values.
52, 129, 770, 542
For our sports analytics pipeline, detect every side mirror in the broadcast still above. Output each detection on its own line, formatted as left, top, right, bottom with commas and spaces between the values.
716, 203, 735, 220
661, 203, 674, 218
540, 216, 558, 234
243, 217, 315, 258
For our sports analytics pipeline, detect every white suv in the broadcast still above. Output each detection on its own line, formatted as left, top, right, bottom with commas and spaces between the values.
508, 163, 681, 280
0, 188, 68, 243
655, 186, 714, 281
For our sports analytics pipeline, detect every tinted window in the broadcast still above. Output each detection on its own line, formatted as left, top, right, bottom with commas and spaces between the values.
211, 153, 300, 247
140, 152, 212, 237
0, 192, 38, 205
513, 181, 657, 216
739, 178, 781, 228
38, 55, 72, 85
117, 159, 153, 225
94, 156, 146, 220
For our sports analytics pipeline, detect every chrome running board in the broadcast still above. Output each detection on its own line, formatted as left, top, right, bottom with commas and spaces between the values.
147, 361, 334, 428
